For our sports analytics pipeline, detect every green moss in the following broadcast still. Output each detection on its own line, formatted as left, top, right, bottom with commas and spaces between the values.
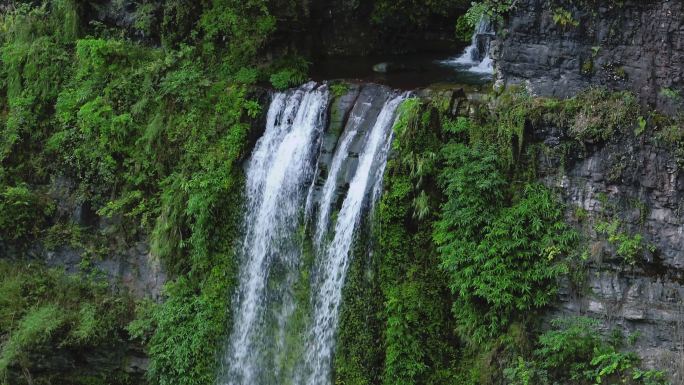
661, 87, 681, 101
616, 67, 628, 79
567, 88, 639, 142
331, 82, 349, 98
334, 218, 385, 385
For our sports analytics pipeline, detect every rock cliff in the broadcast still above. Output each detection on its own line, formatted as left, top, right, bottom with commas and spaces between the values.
492, 1, 684, 378
493, 0, 684, 115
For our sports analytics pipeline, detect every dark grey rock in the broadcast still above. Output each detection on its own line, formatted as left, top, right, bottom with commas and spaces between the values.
307, 83, 393, 221
494, 0, 684, 115
531, 120, 684, 380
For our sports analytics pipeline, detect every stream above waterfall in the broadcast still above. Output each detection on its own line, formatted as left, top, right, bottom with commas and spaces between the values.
309, 52, 493, 89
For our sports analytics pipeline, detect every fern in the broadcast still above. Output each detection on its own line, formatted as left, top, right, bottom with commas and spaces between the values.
435, 144, 577, 344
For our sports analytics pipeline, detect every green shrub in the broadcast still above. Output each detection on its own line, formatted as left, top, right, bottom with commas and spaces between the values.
270, 70, 296, 90
535, 317, 602, 381
465, 0, 515, 27
435, 144, 577, 343
553, 8, 579, 30
595, 221, 655, 265
233, 67, 260, 84
331, 83, 349, 98
506, 317, 669, 385
269, 54, 309, 90
0, 304, 65, 375
374, 98, 461, 385
0, 184, 54, 245
144, 273, 235, 385
0, 261, 132, 380
661, 87, 681, 101
455, 14, 474, 41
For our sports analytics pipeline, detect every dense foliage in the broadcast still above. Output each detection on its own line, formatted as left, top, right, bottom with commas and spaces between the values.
0, 261, 132, 384
375, 96, 460, 385
0, 0, 275, 383
435, 144, 576, 343
505, 317, 668, 385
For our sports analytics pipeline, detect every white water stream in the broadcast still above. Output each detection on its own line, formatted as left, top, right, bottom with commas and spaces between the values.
441, 19, 496, 74
222, 82, 329, 385
305, 94, 405, 385
220, 83, 405, 385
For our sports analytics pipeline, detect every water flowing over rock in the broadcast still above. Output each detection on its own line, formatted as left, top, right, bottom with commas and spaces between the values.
218, 82, 404, 385
441, 19, 495, 74
305, 93, 405, 385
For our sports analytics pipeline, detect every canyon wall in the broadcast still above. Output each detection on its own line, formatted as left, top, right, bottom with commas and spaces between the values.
492, 0, 684, 114
493, 0, 684, 379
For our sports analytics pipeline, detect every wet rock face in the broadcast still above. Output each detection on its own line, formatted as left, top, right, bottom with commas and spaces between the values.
533, 123, 684, 380
35, 176, 169, 301
308, 83, 392, 215
494, 0, 684, 114
497, 2, 684, 374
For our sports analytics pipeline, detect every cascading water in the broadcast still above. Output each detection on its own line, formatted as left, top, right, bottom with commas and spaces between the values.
219, 83, 405, 385
442, 19, 496, 74
222, 82, 330, 385
305, 94, 405, 385
313, 102, 372, 248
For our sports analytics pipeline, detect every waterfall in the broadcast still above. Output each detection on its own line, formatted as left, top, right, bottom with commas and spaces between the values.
219, 83, 405, 385
313, 102, 370, 248
305, 94, 405, 385
442, 19, 495, 74
222, 82, 330, 385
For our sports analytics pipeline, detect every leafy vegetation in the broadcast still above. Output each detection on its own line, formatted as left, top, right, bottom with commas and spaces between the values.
331, 82, 349, 98
0, 0, 273, 383
595, 221, 655, 266
505, 317, 668, 385
435, 150, 577, 342
553, 8, 580, 30
465, 0, 515, 27
0, 184, 54, 248
0, 261, 132, 383
661, 87, 681, 101
334, 84, 670, 384
270, 54, 310, 90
